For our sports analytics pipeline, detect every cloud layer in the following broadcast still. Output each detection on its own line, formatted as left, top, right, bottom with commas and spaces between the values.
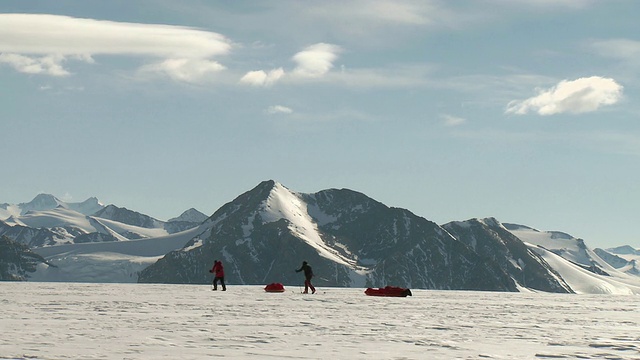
0, 13, 231, 79
506, 76, 623, 115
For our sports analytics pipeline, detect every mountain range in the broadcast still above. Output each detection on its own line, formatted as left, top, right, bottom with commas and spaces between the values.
1, 181, 639, 294
0, 194, 207, 247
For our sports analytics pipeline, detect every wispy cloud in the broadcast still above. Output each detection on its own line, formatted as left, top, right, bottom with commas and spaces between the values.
302, 0, 466, 31
488, 0, 593, 9
138, 58, 226, 82
451, 128, 640, 157
505, 76, 623, 115
266, 105, 293, 115
0, 13, 232, 81
319, 0, 434, 25
441, 114, 466, 127
589, 39, 640, 62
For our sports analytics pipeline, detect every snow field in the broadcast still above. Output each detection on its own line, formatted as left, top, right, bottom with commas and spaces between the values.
1, 283, 639, 359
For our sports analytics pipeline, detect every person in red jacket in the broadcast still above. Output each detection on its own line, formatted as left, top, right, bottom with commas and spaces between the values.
209, 260, 226, 291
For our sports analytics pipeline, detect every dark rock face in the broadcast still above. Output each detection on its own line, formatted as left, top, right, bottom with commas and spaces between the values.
94, 205, 161, 229
444, 218, 573, 293
0, 220, 74, 247
0, 235, 53, 281
139, 181, 546, 292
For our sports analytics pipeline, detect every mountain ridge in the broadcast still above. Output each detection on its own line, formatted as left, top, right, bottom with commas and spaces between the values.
139, 181, 547, 291
2, 181, 639, 294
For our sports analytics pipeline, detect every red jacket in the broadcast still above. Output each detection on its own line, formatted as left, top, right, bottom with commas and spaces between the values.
211, 261, 224, 278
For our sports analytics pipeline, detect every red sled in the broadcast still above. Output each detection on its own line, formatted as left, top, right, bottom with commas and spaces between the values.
365, 286, 412, 297
264, 283, 286, 293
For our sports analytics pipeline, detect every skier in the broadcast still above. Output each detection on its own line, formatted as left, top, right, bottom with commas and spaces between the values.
295, 261, 316, 294
209, 260, 226, 291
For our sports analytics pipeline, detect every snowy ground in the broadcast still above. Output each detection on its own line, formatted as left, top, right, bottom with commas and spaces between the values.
1, 283, 639, 359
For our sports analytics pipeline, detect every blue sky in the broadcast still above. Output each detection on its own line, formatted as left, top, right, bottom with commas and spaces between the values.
1, 1, 638, 248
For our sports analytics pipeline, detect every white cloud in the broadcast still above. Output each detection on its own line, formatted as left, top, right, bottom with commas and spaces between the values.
590, 39, 640, 61
307, 0, 433, 26
301, 0, 465, 33
266, 105, 293, 115
291, 43, 341, 78
505, 76, 623, 115
334, 64, 437, 88
0, 13, 232, 81
488, 0, 593, 9
0, 53, 70, 76
238, 43, 340, 87
138, 58, 226, 83
240, 68, 284, 87
441, 114, 466, 127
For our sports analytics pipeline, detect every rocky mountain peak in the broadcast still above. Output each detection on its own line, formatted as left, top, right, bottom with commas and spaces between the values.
20, 194, 65, 214
168, 208, 207, 223
93, 205, 161, 229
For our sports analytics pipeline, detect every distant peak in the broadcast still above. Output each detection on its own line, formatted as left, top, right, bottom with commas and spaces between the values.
19, 193, 64, 214
503, 223, 539, 232
66, 196, 105, 216
168, 208, 208, 223
81, 197, 102, 205
607, 245, 640, 256
478, 217, 501, 227
30, 193, 60, 203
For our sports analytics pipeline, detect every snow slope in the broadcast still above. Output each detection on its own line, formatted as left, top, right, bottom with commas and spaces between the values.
608, 245, 640, 263
5, 207, 98, 232
0, 194, 105, 219
2, 283, 639, 359
507, 223, 640, 294
260, 182, 358, 267
0, 203, 21, 220
2, 206, 172, 245
530, 246, 640, 294
30, 226, 203, 282
505, 224, 596, 265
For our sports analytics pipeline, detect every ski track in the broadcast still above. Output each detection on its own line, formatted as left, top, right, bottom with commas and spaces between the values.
1, 283, 639, 359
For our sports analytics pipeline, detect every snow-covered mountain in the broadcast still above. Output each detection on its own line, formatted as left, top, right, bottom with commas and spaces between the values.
0, 194, 105, 218
444, 218, 572, 293
0, 194, 208, 282
0, 194, 207, 247
607, 245, 640, 256
140, 181, 513, 290
168, 208, 207, 223
137, 181, 567, 292
28, 227, 202, 283
138, 181, 640, 294
164, 208, 208, 234
0, 235, 52, 280
593, 245, 640, 277
93, 205, 163, 229
19, 194, 67, 213
4, 182, 639, 294
504, 223, 640, 294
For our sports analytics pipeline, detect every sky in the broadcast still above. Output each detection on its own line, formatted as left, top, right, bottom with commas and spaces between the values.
1, 0, 638, 249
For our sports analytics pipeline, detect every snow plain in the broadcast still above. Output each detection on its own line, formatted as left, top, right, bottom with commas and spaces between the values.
2, 283, 639, 359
